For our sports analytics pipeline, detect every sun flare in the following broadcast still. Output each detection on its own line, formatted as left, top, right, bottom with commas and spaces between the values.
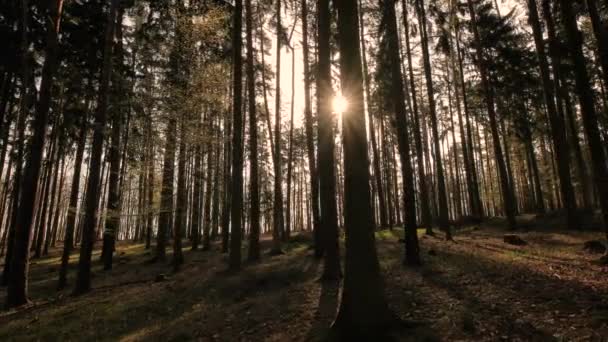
332, 95, 348, 114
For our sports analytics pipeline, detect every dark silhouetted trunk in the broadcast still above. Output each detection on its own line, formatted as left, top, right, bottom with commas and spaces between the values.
416, 0, 451, 238
246, 0, 260, 262
229, 0, 243, 270
317, 0, 340, 280
383, 0, 420, 265
526, 0, 577, 227
6, 0, 63, 308
73, 0, 118, 296
331, 0, 395, 337
466, 0, 517, 229
301, 0, 322, 257
558, 0, 608, 234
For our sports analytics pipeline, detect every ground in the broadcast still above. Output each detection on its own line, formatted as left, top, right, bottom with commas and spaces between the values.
1, 217, 608, 341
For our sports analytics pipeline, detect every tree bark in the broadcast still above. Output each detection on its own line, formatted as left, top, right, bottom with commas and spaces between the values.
246, 0, 260, 262
73, 0, 118, 296
331, 0, 395, 337
229, 0, 244, 270
526, 0, 577, 227
558, 0, 608, 234
317, 0, 340, 280
6, 0, 64, 307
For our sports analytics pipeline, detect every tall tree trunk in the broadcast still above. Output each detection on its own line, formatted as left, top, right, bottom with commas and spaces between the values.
384, 0, 420, 265
301, 0, 322, 257
331, 0, 395, 337
229, 0, 244, 270
466, 0, 517, 229
402, 0, 432, 230
285, 47, 296, 242
558, 0, 608, 234
526, 0, 577, 227
360, 0, 387, 229
271, 0, 285, 254
73, 0, 118, 295
586, 0, 608, 101
101, 7, 125, 270
246, 0, 261, 262
416, 0, 451, 238
6, 0, 64, 307
173, 117, 187, 271
58, 114, 88, 290
317, 0, 340, 280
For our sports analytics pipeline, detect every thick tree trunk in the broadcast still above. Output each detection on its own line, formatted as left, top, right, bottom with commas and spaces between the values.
331, 0, 395, 337
558, 0, 608, 234
6, 0, 64, 308
73, 0, 118, 296
317, 0, 340, 280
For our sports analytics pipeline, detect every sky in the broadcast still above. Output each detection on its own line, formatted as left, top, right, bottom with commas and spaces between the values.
265, 0, 524, 130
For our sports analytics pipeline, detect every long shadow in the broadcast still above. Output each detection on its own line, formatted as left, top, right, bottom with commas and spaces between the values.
0, 246, 320, 341
304, 280, 340, 342
417, 247, 608, 340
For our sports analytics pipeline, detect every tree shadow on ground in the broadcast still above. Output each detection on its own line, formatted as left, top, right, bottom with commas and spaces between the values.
417, 245, 608, 340
303, 279, 340, 341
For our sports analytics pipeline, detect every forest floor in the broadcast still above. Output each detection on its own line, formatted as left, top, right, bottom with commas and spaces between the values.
1, 215, 608, 341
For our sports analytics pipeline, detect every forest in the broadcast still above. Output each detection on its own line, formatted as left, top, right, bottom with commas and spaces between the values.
0, 0, 608, 340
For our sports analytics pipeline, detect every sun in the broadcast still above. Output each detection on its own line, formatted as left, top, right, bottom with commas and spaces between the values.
332, 94, 348, 114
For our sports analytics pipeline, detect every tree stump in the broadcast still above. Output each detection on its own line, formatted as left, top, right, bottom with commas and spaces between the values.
503, 234, 527, 246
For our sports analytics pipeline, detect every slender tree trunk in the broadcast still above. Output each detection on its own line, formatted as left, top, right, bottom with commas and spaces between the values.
415, 0, 451, 238
246, 0, 260, 262
271, 0, 285, 254
229, 0, 244, 270
384, 0, 420, 264
402, 0, 432, 230
586, 0, 608, 101
101, 7, 125, 269
466, 0, 517, 229
526, 0, 577, 227
301, 0, 322, 257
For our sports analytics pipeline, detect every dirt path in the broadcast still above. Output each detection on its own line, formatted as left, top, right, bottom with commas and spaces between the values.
1, 227, 607, 341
